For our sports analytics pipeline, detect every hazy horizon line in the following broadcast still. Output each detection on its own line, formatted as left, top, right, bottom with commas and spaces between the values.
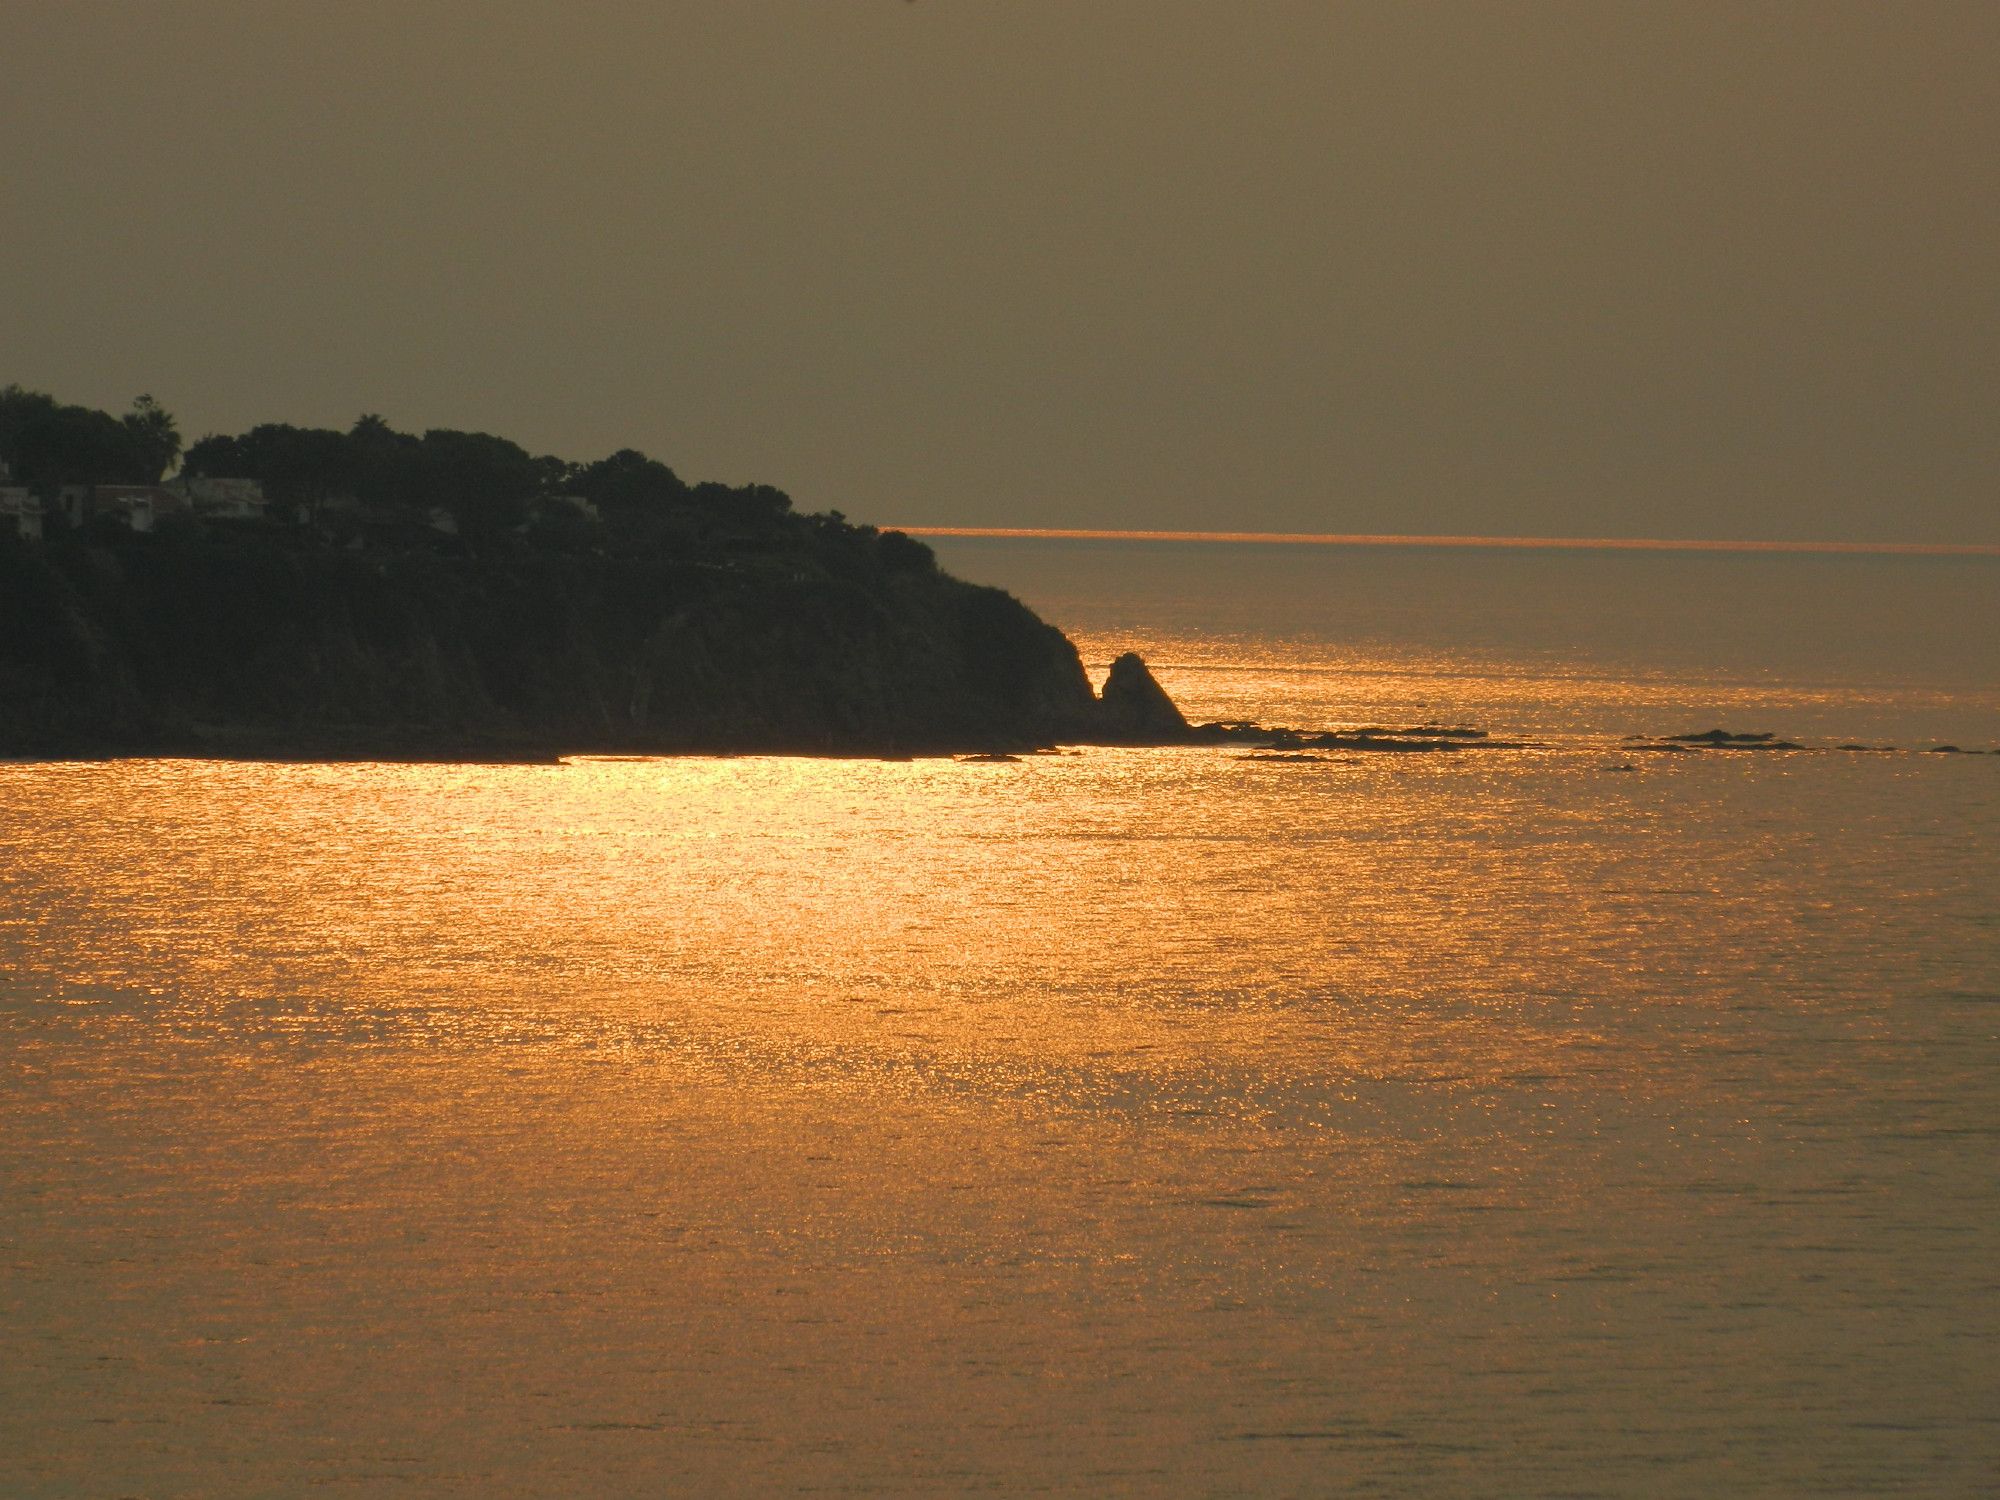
895, 526, 2000, 558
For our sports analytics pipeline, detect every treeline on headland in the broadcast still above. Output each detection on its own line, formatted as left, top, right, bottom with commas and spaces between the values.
0, 388, 1188, 758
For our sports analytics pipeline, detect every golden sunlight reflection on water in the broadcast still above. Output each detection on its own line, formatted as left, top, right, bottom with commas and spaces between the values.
3, 738, 1998, 1494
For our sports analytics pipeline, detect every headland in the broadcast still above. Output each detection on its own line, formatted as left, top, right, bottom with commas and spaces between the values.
0, 390, 1192, 760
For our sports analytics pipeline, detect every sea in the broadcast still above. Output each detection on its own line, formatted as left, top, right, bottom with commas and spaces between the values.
3, 538, 1996, 1497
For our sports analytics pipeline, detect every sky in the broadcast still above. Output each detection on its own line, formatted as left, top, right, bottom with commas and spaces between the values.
4, 1, 1996, 544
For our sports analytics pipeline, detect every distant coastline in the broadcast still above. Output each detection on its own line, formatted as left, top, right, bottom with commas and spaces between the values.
896, 526, 2000, 558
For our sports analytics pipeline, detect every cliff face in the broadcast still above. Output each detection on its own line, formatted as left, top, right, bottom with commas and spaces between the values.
0, 527, 1115, 757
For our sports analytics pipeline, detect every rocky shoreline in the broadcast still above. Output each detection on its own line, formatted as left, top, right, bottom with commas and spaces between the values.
0, 519, 1206, 760
0, 654, 1196, 764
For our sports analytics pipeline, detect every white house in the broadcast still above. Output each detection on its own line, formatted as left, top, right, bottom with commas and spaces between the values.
95, 485, 177, 532
0, 486, 43, 541
174, 476, 268, 520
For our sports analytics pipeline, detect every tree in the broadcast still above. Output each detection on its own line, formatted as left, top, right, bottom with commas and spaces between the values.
347, 413, 422, 509
181, 433, 246, 477
416, 428, 545, 537
572, 448, 688, 511
876, 529, 936, 573
689, 480, 793, 531
0, 385, 61, 476
7, 402, 153, 489
121, 395, 181, 481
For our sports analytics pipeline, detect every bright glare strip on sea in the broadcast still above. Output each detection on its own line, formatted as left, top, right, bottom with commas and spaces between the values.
3, 679, 1997, 1496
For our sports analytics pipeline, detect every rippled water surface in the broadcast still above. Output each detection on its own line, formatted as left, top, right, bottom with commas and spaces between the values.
4, 545, 1997, 1496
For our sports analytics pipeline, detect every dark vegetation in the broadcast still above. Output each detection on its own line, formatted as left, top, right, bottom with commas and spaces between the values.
0, 388, 1182, 758
0, 387, 183, 488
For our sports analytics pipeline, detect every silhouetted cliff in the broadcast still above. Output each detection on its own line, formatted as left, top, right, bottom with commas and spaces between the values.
0, 524, 1144, 759
0, 391, 1207, 758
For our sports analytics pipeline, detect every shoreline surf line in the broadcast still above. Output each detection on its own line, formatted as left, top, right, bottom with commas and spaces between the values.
892, 527, 2000, 558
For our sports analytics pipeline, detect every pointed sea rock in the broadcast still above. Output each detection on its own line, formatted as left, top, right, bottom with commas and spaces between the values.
1096, 652, 1191, 744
